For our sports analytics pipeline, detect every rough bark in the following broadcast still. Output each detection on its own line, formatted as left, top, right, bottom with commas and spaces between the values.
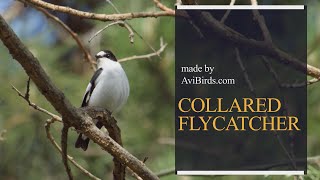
0, 15, 159, 180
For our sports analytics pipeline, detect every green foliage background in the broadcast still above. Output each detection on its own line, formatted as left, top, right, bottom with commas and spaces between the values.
0, 0, 319, 179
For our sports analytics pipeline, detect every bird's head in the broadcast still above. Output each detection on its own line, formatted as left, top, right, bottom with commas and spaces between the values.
95, 50, 117, 66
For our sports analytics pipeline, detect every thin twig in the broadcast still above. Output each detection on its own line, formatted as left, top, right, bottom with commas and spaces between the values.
188, 11, 320, 79
61, 125, 73, 180
308, 34, 320, 56
88, 21, 134, 43
253, 7, 296, 164
126, 157, 149, 180
122, 23, 135, 43
119, 39, 167, 62
250, 0, 258, 5
10, 80, 62, 122
156, 168, 175, 177
105, 0, 161, 58
220, 0, 236, 23
235, 48, 297, 170
22, 0, 174, 22
308, 156, 320, 164
27, 4, 96, 70
229, 0, 236, 5
252, 9, 272, 43
240, 157, 310, 170
306, 78, 320, 86
261, 56, 297, 159
45, 119, 101, 180
281, 78, 320, 88
157, 137, 175, 145
127, 168, 143, 180
153, 0, 175, 15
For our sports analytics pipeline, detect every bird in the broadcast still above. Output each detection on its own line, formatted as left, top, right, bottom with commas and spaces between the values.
75, 50, 130, 151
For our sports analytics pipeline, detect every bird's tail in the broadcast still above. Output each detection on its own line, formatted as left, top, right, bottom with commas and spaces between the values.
75, 121, 103, 151
75, 133, 90, 151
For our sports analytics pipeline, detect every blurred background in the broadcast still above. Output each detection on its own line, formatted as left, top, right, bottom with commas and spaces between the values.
0, 0, 319, 179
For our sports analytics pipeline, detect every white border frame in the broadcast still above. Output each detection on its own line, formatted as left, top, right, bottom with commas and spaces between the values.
175, 4, 306, 176
177, 171, 305, 175
176, 5, 305, 10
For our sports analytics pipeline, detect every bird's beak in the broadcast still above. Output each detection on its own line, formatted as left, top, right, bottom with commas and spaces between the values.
95, 55, 100, 59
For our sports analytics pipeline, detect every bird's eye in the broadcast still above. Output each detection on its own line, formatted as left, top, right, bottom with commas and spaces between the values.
106, 54, 110, 58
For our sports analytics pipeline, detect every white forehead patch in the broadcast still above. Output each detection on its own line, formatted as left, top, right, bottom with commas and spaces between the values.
97, 51, 106, 57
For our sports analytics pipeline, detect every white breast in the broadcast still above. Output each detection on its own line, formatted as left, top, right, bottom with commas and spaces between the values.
88, 60, 129, 113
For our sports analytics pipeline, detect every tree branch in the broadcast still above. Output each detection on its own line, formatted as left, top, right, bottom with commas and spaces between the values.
220, 0, 236, 23
250, 0, 258, 5
119, 39, 167, 62
12, 82, 125, 179
45, 119, 101, 180
22, 0, 174, 22
238, 156, 319, 170
186, 10, 320, 79
156, 168, 175, 177
26, 3, 96, 70
61, 125, 73, 180
252, 10, 272, 43
104, 0, 162, 59
280, 78, 320, 88
0, 14, 159, 180
235, 48, 297, 170
82, 107, 126, 180
11, 80, 62, 122
88, 21, 134, 44
153, 0, 175, 15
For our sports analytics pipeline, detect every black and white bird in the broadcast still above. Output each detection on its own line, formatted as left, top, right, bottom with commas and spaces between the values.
75, 50, 129, 151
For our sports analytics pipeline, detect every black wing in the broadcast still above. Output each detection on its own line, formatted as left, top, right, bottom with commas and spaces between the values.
81, 68, 103, 107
